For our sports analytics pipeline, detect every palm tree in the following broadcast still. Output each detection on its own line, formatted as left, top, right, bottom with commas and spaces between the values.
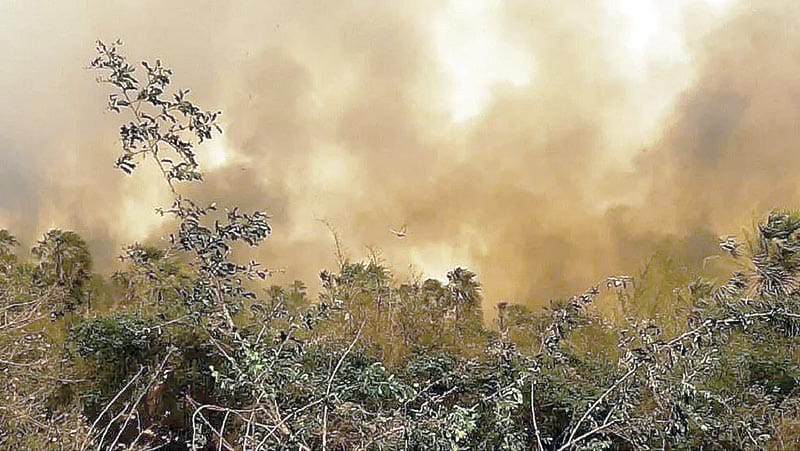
446, 267, 481, 323
31, 229, 92, 311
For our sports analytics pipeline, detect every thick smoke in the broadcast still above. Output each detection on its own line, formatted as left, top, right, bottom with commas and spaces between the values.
1, 0, 797, 307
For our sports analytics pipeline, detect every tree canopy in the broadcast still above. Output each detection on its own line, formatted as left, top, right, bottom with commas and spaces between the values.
2, 40, 800, 450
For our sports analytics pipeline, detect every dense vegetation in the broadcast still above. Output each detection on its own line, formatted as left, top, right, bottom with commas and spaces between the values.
2, 41, 800, 450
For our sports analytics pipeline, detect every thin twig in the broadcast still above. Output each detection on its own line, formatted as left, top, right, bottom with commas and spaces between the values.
80, 366, 144, 451
322, 320, 366, 451
531, 383, 545, 451
108, 349, 174, 450
560, 365, 638, 450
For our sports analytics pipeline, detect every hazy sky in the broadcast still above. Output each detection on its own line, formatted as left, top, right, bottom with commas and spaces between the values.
2, 0, 799, 307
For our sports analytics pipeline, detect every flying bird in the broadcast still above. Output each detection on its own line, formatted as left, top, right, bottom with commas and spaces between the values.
389, 224, 408, 238
605, 275, 632, 289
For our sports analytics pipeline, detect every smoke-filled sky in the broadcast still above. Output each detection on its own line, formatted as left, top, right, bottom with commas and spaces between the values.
2, 0, 799, 306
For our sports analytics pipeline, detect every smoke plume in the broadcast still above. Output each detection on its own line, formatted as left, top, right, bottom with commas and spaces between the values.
1, 0, 798, 307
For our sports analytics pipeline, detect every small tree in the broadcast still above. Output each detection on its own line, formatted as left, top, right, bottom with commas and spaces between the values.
31, 229, 92, 314
0, 229, 19, 272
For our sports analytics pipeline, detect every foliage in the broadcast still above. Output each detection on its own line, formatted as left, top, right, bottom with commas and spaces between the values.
69, 313, 162, 392
32, 229, 93, 315
90, 39, 221, 185
3, 40, 800, 450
